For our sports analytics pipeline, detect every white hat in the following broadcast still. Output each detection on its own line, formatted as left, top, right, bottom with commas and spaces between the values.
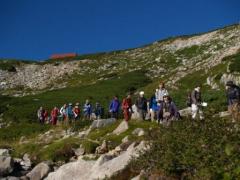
139, 91, 144, 95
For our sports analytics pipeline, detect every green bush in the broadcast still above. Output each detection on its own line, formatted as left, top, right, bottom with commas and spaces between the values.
130, 117, 240, 179
81, 140, 99, 154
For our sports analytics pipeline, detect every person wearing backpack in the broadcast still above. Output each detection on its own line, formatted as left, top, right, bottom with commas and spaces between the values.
37, 106, 44, 124
109, 95, 120, 119
122, 94, 133, 122
135, 91, 147, 121
155, 82, 169, 102
149, 94, 160, 122
191, 85, 204, 120
158, 95, 179, 125
226, 81, 240, 122
60, 104, 67, 123
94, 102, 104, 119
66, 103, 74, 123
83, 99, 92, 120
51, 106, 59, 125
73, 103, 81, 121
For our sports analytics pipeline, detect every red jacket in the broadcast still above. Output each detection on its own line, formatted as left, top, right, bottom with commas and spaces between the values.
122, 98, 132, 110
51, 108, 59, 118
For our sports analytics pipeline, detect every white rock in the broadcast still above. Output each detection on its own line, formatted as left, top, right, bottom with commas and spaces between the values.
90, 118, 116, 129
0, 149, 10, 156
26, 162, 51, 180
112, 121, 129, 135
132, 128, 145, 136
45, 141, 147, 180
0, 156, 14, 176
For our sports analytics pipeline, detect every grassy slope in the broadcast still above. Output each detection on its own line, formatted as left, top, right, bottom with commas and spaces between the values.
0, 70, 151, 141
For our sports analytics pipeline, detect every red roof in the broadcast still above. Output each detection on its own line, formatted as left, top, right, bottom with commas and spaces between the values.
50, 53, 77, 59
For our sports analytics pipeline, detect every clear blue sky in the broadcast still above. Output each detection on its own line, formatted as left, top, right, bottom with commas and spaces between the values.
0, 0, 239, 61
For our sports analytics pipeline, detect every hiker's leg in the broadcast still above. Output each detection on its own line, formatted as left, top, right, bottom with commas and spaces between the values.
150, 110, 155, 122
191, 104, 198, 120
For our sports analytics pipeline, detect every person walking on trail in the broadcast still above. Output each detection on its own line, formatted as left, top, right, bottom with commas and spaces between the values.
158, 95, 179, 125
51, 107, 59, 125
83, 99, 92, 120
226, 81, 240, 122
135, 91, 148, 121
60, 104, 67, 122
66, 103, 74, 123
109, 95, 120, 119
37, 107, 44, 124
191, 85, 204, 120
73, 103, 81, 121
149, 94, 160, 122
155, 82, 168, 102
122, 94, 133, 122
43, 109, 49, 123
94, 102, 104, 119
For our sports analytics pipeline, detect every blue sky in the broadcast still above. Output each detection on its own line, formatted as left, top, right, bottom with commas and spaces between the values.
0, 0, 239, 60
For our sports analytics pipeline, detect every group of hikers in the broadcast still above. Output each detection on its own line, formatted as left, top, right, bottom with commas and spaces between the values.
37, 80, 240, 125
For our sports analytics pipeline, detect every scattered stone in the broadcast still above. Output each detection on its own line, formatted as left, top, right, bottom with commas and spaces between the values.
73, 145, 85, 156
0, 149, 10, 156
26, 162, 51, 180
20, 154, 31, 171
0, 156, 14, 176
121, 136, 129, 143
2, 177, 20, 180
219, 111, 231, 118
90, 118, 116, 129
132, 128, 145, 136
179, 107, 192, 117
113, 121, 129, 135
95, 140, 108, 154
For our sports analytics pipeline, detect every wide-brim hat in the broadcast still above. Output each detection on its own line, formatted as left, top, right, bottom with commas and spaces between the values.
139, 91, 144, 95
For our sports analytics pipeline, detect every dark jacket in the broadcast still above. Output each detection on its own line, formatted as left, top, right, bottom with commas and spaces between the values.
135, 97, 147, 111
226, 85, 240, 105
159, 101, 179, 118
191, 90, 202, 105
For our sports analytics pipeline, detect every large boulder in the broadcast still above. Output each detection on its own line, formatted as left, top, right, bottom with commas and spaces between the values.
0, 149, 10, 156
46, 141, 148, 180
0, 156, 14, 176
112, 121, 129, 135
26, 162, 51, 180
90, 118, 116, 129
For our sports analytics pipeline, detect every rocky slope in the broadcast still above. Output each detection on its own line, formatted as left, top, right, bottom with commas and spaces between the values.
0, 24, 240, 96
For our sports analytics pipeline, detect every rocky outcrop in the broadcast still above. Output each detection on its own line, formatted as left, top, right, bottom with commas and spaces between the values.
0, 156, 14, 176
112, 121, 129, 135
90, 118, 116, 129
26, 162, 51, 180
45, 141, 148, 180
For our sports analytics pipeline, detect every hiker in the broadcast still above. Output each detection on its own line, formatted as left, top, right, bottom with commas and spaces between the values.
43, 109, 49, 123
60, 104, 67, 122
66, 103, 74, 123
83, 99, 92, 120
122, 94, 133, 122
149, 94, 160, 122
73, 103, 81, 121
135, 91, 148, 120
191, 85, 204, 120
37, 107, 44, 124
51, 107, 59, 125
155, 82, 169, 102
109, 95, 120, 119
94, 102, 104, 119
158, 95, 179, 125
226, 81, 240, 122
